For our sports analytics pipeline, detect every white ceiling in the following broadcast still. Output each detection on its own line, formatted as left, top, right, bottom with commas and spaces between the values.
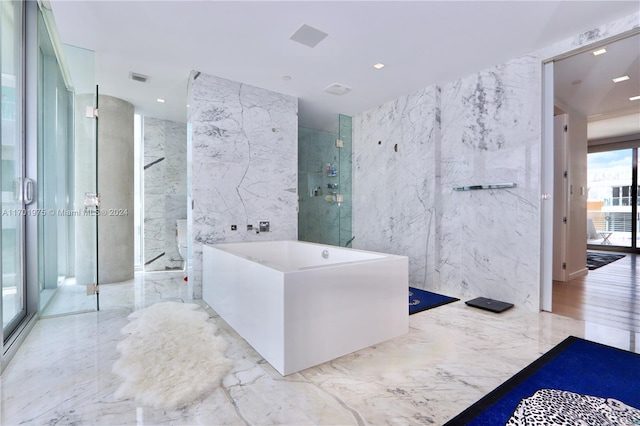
554, 32, 640, 140
48, 1, 640, 132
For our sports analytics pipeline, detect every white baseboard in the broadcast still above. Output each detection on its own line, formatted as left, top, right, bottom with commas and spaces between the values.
568, 267, 588, 281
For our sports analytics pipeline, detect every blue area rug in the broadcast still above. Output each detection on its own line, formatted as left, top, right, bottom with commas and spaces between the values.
409, 287, 458, 315
445, 336, 640, 425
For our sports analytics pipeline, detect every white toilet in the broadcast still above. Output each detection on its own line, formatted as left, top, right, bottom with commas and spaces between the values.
176, 219, 187, 260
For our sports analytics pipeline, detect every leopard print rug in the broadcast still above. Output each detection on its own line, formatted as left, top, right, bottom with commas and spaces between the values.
507, 389, 640, 425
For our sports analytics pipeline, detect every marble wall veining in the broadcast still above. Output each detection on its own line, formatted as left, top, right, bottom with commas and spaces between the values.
438, 57, 541, 310
188, 72, 298, 298
353, 88, 438, 288
353, 12, 639, 312
143, 117, 188, 271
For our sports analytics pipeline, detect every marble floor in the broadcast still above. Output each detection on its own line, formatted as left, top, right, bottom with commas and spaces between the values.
1, 271, 638, 426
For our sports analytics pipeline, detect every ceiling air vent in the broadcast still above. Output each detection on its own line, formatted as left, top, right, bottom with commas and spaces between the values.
290, 24, 328, 48
324, 83, 351, 96
130, 72, 149, 83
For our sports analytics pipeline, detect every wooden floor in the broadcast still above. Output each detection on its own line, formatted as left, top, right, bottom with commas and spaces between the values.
553, 251, 640, 333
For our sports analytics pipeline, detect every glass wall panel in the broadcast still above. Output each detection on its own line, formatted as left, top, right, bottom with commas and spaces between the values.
337, 114, 353, 247
38, 25, 67, 310
1, 0, 26, 337
37, 10, 98, 315
297, 115, 353, 247
63, 44, 97, 300
298, 126, 339, 244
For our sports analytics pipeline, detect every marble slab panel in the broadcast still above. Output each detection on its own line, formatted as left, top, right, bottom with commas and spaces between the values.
189, 73, 298, 298
353, 87, 438, 289
164, 120, 188, 197
143, 117, 188, 271
351, 12, 638, 312
438, 55, 541, 310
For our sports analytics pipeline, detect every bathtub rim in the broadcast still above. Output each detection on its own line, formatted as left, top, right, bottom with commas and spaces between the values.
207, 240, 406, 273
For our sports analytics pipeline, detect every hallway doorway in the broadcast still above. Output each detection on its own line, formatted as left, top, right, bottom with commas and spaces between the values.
541, 30, 640, 311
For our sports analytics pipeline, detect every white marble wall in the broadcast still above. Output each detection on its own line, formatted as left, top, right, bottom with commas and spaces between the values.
353, 88, 438, 288
164, 121, 188, 269
437, 58, 541, 310
353, 12, 639, 312
188, 72, 298, 298
143, 117, 187, 271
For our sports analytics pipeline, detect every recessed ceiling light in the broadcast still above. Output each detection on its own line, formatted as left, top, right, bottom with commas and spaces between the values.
592, 48, 607, 56
630, 95, 640, 101
373, 62, 385, 70
156, 98, 165, 103
282, 75, 292, 81
613, 75, 630, 83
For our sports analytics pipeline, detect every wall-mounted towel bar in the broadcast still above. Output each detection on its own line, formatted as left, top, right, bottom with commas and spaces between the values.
453, 183, 516, 191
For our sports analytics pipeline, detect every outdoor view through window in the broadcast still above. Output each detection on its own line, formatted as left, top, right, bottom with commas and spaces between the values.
587, 149, 639, 248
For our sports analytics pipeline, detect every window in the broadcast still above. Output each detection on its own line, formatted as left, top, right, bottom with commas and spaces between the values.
611, 185, 632, 207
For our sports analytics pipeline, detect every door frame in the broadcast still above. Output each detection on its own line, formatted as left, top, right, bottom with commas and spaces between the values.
540, 61, 554, 312
541, 29, 640, 313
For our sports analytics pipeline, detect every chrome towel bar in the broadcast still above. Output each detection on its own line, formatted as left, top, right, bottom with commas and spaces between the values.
453, 183, 516, 191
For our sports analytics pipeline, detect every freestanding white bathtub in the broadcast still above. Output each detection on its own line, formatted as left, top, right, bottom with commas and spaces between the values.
202, 240, 408, 376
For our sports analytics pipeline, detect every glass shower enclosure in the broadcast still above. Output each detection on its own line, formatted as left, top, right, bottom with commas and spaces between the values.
298, 114, 353, 247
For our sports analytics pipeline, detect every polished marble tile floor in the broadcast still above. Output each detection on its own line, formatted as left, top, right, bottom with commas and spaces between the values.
1, 271, 638, 425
